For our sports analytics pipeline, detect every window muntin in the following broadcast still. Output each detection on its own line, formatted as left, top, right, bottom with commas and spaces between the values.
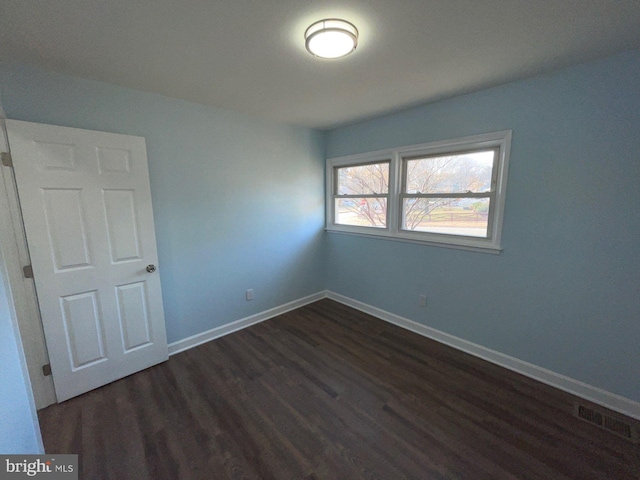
334, 162, 389, 228
401, 149, 498, 238
326, 131, 511, 253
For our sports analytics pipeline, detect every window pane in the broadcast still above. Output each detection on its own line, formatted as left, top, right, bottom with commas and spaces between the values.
402, 197, 490, 237
405, 150, 494, 194
337, 162, 389, 195
336, 197, 387, 228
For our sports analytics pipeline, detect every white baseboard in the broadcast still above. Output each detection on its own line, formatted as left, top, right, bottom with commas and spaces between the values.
167, 288, 640, 421
326, 291, 640, 421
168, 291, 328, 356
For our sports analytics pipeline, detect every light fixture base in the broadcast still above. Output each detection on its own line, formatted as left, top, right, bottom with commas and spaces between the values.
305, 18, 359, 59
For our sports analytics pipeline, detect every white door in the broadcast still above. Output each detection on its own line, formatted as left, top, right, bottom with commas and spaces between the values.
6, 120, 168, 402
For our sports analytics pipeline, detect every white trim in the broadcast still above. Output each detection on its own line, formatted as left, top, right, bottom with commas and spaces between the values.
168, 291, 328, 356
325, 229, 503, 255
166, 288, 640, 421
0, 127, 57, 409
0, 251, 45, 454
0, 159, 45, 451
325, 130, 512, 253
325, 291, 640, 421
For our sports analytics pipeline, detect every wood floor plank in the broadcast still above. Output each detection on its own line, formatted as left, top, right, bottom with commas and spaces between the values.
38, 299, 640, 479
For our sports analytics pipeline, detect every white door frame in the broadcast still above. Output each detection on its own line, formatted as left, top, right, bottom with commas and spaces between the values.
0, 135, 57, 409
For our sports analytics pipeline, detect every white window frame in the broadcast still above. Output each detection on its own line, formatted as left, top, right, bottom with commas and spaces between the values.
326, 131, 512, 253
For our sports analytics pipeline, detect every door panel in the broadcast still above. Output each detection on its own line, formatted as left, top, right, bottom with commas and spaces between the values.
60, 290, 106, 369
103, 189, 141, 262
7, 119, 168, 402
42, 188, 92, 270
116, 281, 152, 351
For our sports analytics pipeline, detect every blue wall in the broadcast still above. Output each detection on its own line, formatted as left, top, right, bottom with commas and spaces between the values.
0, 62, 326, 343
325, 50, 640, 402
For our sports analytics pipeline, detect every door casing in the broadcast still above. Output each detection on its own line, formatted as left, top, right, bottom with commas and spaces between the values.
0, 125, 56, 409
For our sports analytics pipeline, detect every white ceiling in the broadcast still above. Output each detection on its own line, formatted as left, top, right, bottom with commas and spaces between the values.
1, 1, 640, 129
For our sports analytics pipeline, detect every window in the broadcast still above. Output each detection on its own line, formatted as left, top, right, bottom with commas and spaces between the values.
401, 149, 496, 238
334, 161, 389, 228
326, 131, 512, 253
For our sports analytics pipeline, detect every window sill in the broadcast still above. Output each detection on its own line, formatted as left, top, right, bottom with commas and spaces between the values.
325, 227, 503, 255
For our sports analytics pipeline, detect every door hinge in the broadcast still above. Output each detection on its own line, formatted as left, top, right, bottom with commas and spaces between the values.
42, 364, 52, 376
1, 152, 12, 167
23, 265, 34, 278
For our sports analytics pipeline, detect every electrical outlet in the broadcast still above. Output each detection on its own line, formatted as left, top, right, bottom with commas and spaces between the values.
246, 289, 254, 301
419, 294, 427, 307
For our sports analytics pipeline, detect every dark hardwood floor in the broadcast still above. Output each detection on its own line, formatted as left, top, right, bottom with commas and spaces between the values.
39, 299, 640, 479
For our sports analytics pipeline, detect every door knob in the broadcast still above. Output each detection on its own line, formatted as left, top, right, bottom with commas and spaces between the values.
146, 264, 156, 273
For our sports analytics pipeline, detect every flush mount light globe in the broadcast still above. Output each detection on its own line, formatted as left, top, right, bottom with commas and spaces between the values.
305, 19, 358, 59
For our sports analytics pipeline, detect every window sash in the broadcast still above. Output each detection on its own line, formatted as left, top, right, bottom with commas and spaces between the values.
401, 147, 499, 195
334, 160, 390, 196
399, 195, 495, 239
399, 148, 499, 239
333, 160, 391, 229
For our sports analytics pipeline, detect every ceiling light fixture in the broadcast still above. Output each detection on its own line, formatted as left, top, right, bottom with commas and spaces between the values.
305, 19, 358, 59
